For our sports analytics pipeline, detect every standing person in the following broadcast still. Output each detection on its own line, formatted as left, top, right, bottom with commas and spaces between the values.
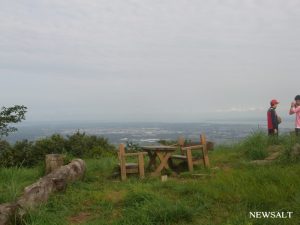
289, 95, 300, 136
267, 99, 280, 135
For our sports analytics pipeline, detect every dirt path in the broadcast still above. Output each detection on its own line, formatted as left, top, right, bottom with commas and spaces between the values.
251, 146, 283, 165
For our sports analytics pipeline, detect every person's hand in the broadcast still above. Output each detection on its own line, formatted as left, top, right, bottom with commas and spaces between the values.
291, 102, 296, 107
277, 116, 282, 124
274, 129, 278, 134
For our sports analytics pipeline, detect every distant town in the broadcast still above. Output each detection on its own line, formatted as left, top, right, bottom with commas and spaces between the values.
6, 119, 295, 145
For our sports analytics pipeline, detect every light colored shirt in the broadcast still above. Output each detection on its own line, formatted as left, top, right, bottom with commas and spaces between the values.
290, 106, 300, 128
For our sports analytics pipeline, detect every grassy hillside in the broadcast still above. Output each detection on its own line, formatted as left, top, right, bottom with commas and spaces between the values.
1, 133, 300, 225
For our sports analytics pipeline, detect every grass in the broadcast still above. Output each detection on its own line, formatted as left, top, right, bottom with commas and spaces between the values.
0, 165, 41, 203
1, 133, 300, 225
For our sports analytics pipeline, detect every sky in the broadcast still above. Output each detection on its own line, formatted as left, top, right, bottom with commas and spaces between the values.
1, 0, 300, 122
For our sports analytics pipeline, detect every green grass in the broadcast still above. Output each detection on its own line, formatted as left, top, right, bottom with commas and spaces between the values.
1, 133, 300, 225
0, 165, 41, 203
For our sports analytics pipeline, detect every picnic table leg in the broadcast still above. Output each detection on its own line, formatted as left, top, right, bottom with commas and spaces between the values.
151, 152, 172, 176
156, 152, 170, 170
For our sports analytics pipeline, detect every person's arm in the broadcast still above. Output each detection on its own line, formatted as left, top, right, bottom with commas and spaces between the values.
289, 102, 300, 115
294, 106, 300, 113
271, 109, 278, 129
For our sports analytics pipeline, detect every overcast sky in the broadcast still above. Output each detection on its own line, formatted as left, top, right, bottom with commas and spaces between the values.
1, 0, 299, 122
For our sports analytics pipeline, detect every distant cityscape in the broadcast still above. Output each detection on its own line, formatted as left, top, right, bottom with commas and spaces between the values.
5, 119, 296, 145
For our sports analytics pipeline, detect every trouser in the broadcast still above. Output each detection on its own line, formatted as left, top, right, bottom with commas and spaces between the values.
268, 129, 278, 136
296, 128, 300, 136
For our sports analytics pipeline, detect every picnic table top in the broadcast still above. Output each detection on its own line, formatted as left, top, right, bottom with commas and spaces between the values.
141, 145, 177, 151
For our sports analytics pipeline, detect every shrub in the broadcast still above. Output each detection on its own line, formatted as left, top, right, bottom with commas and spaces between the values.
0, 132, 115, 167
34, 134, 67, 155
65, 131, 115, 157
0, 140, 13, 167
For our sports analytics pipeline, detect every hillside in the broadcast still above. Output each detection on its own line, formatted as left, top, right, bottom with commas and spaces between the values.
1, 133, 300, 225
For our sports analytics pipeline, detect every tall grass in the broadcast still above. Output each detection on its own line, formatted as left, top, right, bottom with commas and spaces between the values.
237, 131, 300, 162
0, 165, 40, 203
279, 133, 300, 163
241, 132, 269, 160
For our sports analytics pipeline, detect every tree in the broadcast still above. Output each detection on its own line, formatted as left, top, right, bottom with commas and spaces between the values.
0, 105, 27, 137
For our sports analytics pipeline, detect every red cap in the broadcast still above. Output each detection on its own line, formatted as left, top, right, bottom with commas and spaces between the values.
270, 99, 279, 106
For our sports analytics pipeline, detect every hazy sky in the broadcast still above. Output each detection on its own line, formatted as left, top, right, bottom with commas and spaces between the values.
1, 0, 299, 122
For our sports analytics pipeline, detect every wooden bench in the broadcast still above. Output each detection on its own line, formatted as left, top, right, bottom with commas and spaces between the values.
118, 144, 147, 181
170, 134, 210, 172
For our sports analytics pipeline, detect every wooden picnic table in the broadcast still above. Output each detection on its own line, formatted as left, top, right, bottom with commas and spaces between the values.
141, 145, 177, 177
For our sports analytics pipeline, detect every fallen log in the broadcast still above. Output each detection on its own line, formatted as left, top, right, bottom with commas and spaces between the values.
0, 159, 86, 225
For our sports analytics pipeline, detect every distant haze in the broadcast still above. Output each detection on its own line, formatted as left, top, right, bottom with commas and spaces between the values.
1, 0, 299, 122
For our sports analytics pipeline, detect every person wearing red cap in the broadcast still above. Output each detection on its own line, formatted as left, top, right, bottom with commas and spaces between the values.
267, 99, 281, 135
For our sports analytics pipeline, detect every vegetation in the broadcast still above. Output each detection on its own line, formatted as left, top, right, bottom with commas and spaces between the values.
0, 105, 27, 137
240, 131, 300, 162
1, 132, 300, 225
0, 131, 115, 167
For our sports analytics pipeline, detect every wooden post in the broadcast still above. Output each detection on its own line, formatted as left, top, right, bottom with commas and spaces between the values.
45, 154, 64, 174
178, 136, 185, 154
178, 136, 185, 146
119, 144, 127, 181
138, 154, 145, 179
186, 148, 194, 172
201, 134, 210, 168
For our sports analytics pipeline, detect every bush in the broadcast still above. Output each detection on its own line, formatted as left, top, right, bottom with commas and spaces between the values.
0, 140, 13, 167
65, 131, 115, 158
0, 132, 116, 167
34, 134, 67, 156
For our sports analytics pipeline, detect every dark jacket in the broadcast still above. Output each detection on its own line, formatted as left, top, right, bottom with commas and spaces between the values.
267, 107, 278, 130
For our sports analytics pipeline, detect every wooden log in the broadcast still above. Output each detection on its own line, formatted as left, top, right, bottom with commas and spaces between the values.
0, 159, 86, 225
45, 154, 65, 174
0, 203, 18, 225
